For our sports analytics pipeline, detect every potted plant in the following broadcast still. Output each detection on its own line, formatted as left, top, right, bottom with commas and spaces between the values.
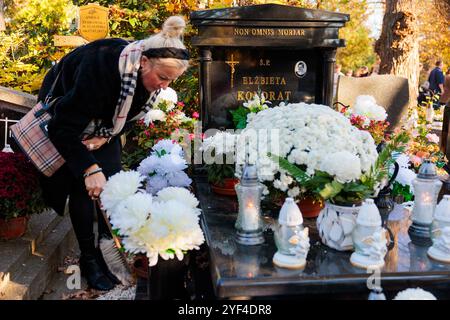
200, 131, 240, 196
235, 102, 380, 220
234, 101, 409, 249
269, 131, 409, 251
122, 87, 198, 170
0, 151, 47, 240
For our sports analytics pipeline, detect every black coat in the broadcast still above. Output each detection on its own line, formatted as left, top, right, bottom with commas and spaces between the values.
38, 38, 151, 215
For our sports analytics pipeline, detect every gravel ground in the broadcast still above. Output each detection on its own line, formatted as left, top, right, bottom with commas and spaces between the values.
96, 285, 136, 300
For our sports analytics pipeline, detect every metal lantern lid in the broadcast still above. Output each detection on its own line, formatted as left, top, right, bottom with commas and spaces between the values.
434, 195, 450, 223
240, 164, 259, 186
356, 199, 382, 227
417, 160, 438, 180
278, 197, 303, 226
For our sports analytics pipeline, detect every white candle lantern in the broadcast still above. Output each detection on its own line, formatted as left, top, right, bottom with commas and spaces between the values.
235, 164, 264, 245
350, 199, 387, 269
427, 195, 450, 263
273, 198, 310, 269
408, 160, 442, 246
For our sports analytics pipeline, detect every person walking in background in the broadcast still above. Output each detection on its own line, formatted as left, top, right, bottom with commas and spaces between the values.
428, 60, 445, 95
345, 69, 353, 77
359, 66, 370, 77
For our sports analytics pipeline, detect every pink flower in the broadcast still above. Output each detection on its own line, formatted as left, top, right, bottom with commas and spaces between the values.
192, 111, 199, 119
426, 133, 439, 144
410, 155, 423, 167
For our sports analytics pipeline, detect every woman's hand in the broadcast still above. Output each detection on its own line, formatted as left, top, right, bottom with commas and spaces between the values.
82, 136, 108, 151
84, 165, 106, 200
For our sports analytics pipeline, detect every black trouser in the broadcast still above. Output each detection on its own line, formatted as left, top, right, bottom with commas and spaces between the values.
68, 137, 122, 255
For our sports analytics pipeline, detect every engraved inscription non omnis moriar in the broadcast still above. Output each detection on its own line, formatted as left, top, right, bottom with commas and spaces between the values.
234, 28, 306, 37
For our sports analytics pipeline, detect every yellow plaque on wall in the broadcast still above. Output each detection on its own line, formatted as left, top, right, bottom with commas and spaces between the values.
78, 3, 109, 42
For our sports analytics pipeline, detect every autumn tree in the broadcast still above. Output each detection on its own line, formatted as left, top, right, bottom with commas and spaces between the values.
418, 0, 450, 82
375, 0, 420, 106
315, 0, 375, 73
0, 0, 76, 92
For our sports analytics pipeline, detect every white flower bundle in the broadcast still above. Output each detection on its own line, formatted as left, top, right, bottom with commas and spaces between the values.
100, 172, 204, 266
200, 131, 239, 157
393, 288, 437, 300
235, 102, 378, 194
143, 87, 179, 125
351, 95, 387, 122
137, 139, 192, 195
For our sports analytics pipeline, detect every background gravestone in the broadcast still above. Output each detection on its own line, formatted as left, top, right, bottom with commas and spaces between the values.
190, 4, 349, 130
336, 74, 410, 130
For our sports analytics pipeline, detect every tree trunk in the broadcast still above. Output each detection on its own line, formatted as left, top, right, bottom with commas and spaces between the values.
375, 0, 419, 107
0, 0, 6, 31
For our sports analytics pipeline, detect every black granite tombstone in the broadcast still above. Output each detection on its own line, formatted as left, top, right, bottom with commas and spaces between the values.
190, 4, 349, 130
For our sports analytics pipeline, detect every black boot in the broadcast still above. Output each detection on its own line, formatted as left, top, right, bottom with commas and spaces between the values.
95, 247, 121, 285
79, 253, 115, 291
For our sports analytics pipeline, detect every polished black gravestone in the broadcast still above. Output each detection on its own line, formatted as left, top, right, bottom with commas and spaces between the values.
194, 176, 450, 299
190, 4, 349, 130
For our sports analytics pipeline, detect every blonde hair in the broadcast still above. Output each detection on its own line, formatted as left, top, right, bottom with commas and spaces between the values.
142, 16, 189, 70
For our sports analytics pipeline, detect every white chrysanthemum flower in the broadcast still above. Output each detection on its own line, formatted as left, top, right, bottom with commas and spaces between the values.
165, 171, 192, 188
156, 187, 200, 209
101, 171, 145, 213
130, 199, 204, 266
121, 235, 146, 254
200, 131, 238, 156
109, 192, 152, 234
153, 87, 178, 111
151, 139, 183, 156
137, 155, 160, 176
351, 95, 387, 121
320, 151, 362, 183
288, 186, 300, 198
144, 109, 166, 125
393, 288, 437, 300
146, 175, 168, 195
157, 153, 187, 174
235, 102, 378, 187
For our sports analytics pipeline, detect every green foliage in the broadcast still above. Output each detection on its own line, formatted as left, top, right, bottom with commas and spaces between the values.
391, 181, 414, 202
316, 0, 376, 72
0, 0, 76, 92
230, 107, 250, 129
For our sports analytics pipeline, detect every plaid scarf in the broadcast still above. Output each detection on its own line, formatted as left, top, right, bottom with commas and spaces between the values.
83, 40, 159, 138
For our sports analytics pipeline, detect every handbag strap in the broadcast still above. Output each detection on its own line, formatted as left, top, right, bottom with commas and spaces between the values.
44, 70, 62, 105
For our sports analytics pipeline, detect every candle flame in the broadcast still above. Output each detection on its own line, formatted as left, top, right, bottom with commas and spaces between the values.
247, 202, 254, 208
422, 193, 433, 203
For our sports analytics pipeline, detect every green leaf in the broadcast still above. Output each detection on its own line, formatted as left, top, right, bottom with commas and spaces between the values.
111, 22, 119, 31
229, 107, 250, 129
267, 153, 310, 184
319, 180, 344, 200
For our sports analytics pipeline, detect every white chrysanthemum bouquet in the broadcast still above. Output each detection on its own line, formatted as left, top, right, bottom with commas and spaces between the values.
137, 139, 192, 195
100, 171, 204, 266
235, 102, 409, 205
